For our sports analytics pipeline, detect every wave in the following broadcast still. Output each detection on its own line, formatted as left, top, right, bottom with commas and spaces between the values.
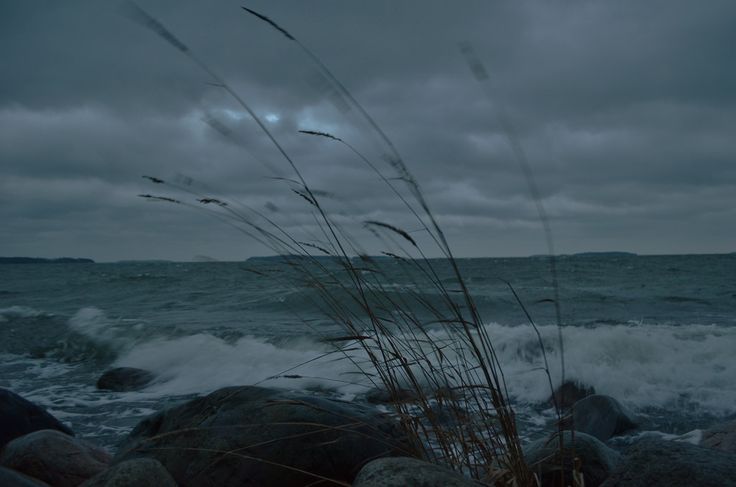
0, 305, 52, 322
106, 320, 736, 417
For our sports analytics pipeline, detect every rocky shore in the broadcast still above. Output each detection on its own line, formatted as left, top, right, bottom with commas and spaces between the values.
1, 377, 735, 486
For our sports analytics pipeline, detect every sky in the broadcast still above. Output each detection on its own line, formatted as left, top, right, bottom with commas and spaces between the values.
1, 0, 735, 261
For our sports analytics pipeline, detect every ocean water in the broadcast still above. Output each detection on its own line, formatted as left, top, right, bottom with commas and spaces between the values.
1, 253, 735, 450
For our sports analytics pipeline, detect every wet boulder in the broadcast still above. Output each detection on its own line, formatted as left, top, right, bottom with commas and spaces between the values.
548, 380, 595, 410
114, 385, 411, 487
0, 388, 74, 450
524, 431, 621, 487
0, 467, 50, 487
81, 458, 176, 487
353, 457, 484, 487
701, 418, 736, 454
0, 429, 111, 487
600, 438, 736, 486
96, 367, 155, 392
568, 395, 637, 441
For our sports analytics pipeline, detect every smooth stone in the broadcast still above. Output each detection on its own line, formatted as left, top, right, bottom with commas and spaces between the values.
0, 467, 50, 487
600, 438, 736, 486
364, 387, 417, 404
96, 367, 155, 392
81, 459, 176, 487
568, 395, 637, 441
353, 457, 484, 487
524, 431, 621, 487
114, 385, 411, 487
548, 380, 595, 410
0, 388, 74, 450
0, 430, 111, 487
701, 418, 736, 454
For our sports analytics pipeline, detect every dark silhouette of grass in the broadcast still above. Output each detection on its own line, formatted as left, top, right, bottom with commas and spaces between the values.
122, 3, 584, 485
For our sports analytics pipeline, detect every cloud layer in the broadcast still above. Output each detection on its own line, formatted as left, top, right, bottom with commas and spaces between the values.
2, 0, 734, 260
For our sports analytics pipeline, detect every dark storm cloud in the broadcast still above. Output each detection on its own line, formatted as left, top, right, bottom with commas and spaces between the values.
1, 0, 735, 260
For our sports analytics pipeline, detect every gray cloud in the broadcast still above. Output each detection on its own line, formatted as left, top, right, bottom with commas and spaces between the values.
1, 0, 734, 261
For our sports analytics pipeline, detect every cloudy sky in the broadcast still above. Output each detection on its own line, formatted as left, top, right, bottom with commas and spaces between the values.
2, 1, 734, 261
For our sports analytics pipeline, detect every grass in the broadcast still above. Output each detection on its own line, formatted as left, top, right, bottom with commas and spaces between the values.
126, 3, 574, 485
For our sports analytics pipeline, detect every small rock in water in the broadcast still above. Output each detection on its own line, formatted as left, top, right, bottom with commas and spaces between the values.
114, 385, 411, 487
600, 438, 736, 486
700, 418, 736, 454
548, 380, 596, 410
0, 388, 74, 450
364, 387, 417, 404
524, 431, 621, 487
353, 457, 484, 486
0, 466, 50, 487
0, 429, 111, 487
81, 458, 176, 487
567, 394, 638, 441
96, 367, 155, 392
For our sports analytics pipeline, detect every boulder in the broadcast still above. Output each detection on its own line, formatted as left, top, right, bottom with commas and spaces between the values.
701, 418, 736, 454
600, 438, 736, 486
0, 388, 74, 450
96, 367, 155, 392
568, 395, 637, 441
524, 431, 621, 487
0, 467, 50, 487
353, 457, 483, 486
0, 430, 111, 487
114, 385, 411, 486
364, 387, 417, 404
81, 458, 176, 487
548, 380, 595, 410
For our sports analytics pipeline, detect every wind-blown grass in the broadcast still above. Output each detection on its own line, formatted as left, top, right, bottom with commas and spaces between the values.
124, 3, 577, 485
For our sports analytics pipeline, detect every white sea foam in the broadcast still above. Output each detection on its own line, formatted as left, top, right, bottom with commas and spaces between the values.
115, 333, 371, 397
486, 322, 736, 415
0, 305, 50, 322
110, 321, 736, 416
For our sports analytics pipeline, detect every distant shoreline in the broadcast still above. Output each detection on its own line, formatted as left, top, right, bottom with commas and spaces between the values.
0, 257, 95, 264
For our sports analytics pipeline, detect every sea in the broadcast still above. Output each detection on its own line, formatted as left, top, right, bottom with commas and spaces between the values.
1, 253, 735, 450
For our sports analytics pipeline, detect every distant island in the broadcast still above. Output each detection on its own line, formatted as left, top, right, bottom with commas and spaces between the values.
0, 257, 95, 264
572, 251, 637, 257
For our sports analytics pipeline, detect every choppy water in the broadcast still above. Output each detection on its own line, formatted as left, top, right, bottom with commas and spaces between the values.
1, 253, 735, 449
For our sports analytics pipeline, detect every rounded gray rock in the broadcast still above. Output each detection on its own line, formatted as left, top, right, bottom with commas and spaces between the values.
569, 395, 637, 441
96, 367, 155, 392
0, 466, 50, 487
0, 429, 111, 487
524, 431, 621, 487
600, 438, 736, 487
353, 457, 483, 487
0, 388, 74, 450
114, 385, 411, 487
81, 459, 176, 487
701, 418, 736, 454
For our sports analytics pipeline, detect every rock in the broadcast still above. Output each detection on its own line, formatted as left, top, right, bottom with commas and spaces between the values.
548, 380, 595, 410
524, 431, 621, 487
353, 457, 483, 487
0, 467, 50, 487
81, 459, 176, 487
0, 430, 111, 487
96, 367, 155, 392
115, 385, 411, 487
364, 387, 417, 404
568, 395, 637, 441
600, 438, 736, 486
701, 418, 736, 453
0, 388, 74, 450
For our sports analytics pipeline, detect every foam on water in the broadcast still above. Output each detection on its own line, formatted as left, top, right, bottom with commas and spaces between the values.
114, 333, 370, 397
0, 305, 50, 322
487, 322, 736, 415
103, 319, 736, 418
